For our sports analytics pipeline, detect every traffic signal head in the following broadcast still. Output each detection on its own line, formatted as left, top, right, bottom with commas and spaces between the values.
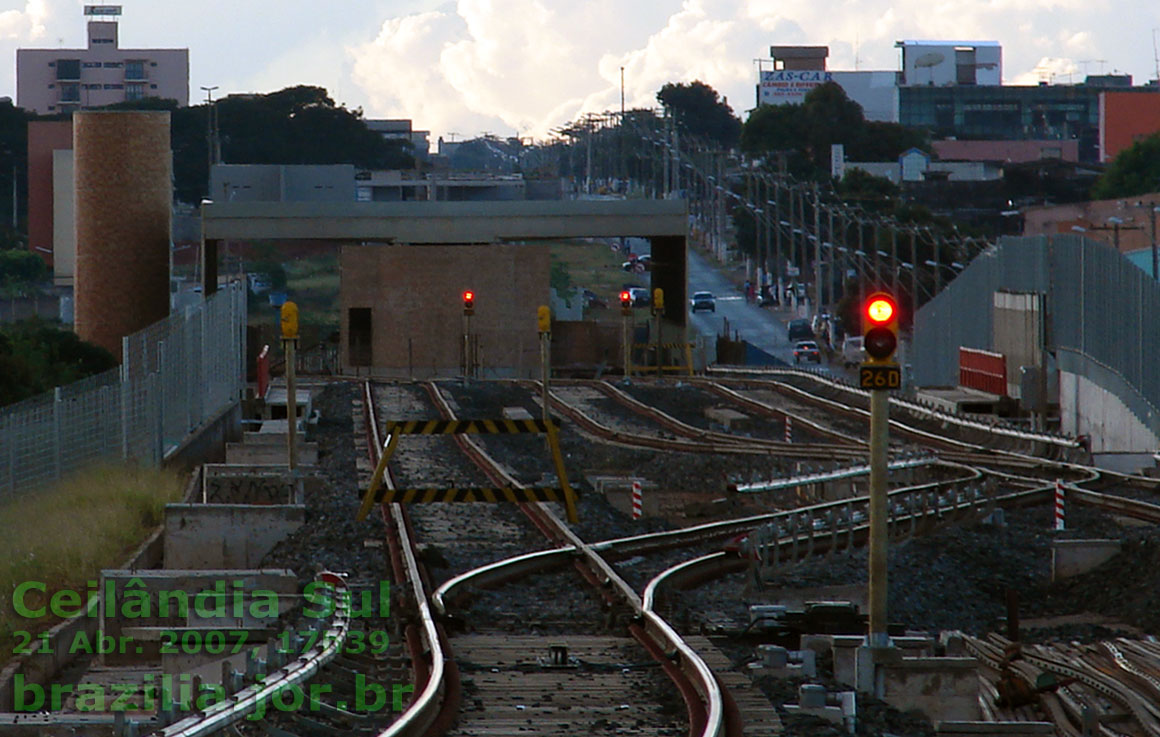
536, 305, 551, 333
620, 290, 632, 315
280, 301, 299, 340
863, 292, 898, 362
652, 287, 665, 314
463, 289, 475, 316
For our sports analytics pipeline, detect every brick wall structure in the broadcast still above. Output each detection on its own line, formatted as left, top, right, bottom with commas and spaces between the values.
74, 111, 172, 358
340, 244, 550, 377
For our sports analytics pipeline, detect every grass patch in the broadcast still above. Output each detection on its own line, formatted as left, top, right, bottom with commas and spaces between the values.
0, 465, 185, 660
550, 240, 638, 322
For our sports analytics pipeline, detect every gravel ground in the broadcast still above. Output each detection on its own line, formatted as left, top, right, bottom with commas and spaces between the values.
260, 381, 391, 590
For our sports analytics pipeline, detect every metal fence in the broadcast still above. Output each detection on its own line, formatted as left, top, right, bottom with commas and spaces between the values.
0, 284, 246, 499
913, 234, 1160, 437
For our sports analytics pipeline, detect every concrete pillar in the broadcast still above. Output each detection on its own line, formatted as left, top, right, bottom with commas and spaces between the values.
74, 111, 172, 358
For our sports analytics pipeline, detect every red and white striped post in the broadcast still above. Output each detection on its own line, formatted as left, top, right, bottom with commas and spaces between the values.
1053, 479, 1065, 531
784, 416, 793, 443
631, 481, 643, 520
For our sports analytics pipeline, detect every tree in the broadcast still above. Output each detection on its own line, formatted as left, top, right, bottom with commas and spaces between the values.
107, 86, 415, 204
656, 81, 741, 149
741, 83, 926, 176
0, 249, 47, 294
1091, 133, 1160, 200
0, 319, 117, 406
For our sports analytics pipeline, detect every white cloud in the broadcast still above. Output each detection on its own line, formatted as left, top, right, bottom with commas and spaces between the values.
347, 0, 1160, 141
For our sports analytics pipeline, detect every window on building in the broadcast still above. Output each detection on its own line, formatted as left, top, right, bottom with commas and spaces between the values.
126, 82, 147, 101
125, 60, 146, 80
56, 59, 81, 80
348, 308, 373, 367
59, 83, 80, 103
103, 62, 123, 68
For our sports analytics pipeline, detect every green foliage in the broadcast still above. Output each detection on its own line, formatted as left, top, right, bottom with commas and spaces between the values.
0, 249, 47, 293
1091, 133, 1160, 200
837, 169, 899, 210
742, 83, 926, 177
657, 81, 742, 149
549, 259, 575, 301
0, 319, 117, 406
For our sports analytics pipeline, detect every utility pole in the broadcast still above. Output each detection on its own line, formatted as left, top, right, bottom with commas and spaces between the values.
200, 85, 219, 198
1151, 204, 1159, 280
910, 229, 919, 309
813, 182, 822, 315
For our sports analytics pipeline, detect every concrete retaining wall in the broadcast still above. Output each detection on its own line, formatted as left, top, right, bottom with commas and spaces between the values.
202, 464, 301, 504
164, 503, 306, 569
1059, 370, 1158, 454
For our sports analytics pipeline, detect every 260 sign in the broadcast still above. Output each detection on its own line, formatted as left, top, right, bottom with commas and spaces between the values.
859, 364, 901, 390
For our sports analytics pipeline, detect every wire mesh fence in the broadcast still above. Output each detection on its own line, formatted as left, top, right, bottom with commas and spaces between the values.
0, 284, 246, 500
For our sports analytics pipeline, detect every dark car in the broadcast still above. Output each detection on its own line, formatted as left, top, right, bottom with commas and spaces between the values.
628, 287, 650, 307
690, 291, 716, 313
793, 340, 821, 363
787, 318, 814, 341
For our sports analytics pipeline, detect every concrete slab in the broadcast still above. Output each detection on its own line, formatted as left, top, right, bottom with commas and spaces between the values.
224, 442, 317, 465
164, 503, 306, 569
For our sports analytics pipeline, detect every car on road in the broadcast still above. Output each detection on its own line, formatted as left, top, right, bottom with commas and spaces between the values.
628, 287, 650, 307
690, 291, 716, 312
621, 254, 652, 272
841, 336, 864, 367
793, 340, 821, 363
787, 318, 814, 341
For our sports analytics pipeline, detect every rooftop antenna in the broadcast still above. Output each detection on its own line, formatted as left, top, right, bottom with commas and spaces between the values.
1153, 28, 1159, 82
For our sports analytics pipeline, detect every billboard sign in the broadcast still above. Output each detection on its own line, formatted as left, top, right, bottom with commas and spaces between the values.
84, 5, 122, 15
759, 70, 833, 105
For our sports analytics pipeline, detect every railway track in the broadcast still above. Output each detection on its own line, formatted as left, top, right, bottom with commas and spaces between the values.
131, 371, 1160, 737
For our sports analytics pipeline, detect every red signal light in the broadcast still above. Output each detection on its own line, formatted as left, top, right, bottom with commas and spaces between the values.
866, 296, 895, 324
463, 290, 474, 304
463, 289, 475, 315
620, 291, 631, 305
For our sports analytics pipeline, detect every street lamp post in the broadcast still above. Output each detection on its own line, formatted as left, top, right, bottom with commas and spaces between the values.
200, 85, 220, 196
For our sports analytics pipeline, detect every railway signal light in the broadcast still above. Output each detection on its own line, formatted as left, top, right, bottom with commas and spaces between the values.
537, 305, 551, 333
620, 290, 632, 316
652, 288, 665, 314
463, 289, 475, 316
863, 292, 898, 363
280, 301, 299, 340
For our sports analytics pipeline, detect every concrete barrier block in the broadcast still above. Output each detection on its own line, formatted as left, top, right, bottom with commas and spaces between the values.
1052, 539, 1121, 581
881, 657, 979, 722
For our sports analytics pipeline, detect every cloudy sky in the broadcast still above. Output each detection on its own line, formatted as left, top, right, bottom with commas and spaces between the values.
1, 0, 1159, 146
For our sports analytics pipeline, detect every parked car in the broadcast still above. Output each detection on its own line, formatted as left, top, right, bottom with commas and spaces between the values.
628, 287, 650, 307
690, 291, 716, 312
793, 340, 821, 364
583, 289, 607, 309
841, 336, 864, 367
787, 318, 814, 341
621, 254, 652, 272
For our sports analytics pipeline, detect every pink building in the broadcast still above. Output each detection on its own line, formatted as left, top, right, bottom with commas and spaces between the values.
16, 7, 188, 115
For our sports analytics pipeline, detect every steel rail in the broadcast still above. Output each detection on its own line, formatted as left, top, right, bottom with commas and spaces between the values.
422, 382, 726, 737
364, 381, 450, 737
147, 582, 351, 737
706, 366, 1081, 448
532, 380, 869, 460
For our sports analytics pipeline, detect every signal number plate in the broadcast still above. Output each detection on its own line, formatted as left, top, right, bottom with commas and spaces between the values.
859, 364, 901, 390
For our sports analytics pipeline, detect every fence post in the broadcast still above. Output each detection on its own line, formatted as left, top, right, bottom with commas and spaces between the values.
157, 342, 166, 462
53, 386, 63, 481
121, 337, 131, 461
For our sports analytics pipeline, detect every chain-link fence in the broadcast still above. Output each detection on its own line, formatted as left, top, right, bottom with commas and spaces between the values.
0, 284, 246, 499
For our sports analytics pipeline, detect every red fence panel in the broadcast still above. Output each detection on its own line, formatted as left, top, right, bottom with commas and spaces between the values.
959, 347, 1006, 396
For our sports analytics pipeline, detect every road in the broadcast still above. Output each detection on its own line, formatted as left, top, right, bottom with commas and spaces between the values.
684, 246, 836, 373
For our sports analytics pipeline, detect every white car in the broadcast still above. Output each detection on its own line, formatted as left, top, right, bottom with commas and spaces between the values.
841, 336, 864, 367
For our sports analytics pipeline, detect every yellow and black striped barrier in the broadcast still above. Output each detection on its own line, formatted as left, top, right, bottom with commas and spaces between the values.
365, 487, 569, 504
383, 418, 554, 435
357, 416, 579, 523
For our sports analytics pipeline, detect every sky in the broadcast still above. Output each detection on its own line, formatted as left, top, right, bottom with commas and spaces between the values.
1, 0, 1159, 147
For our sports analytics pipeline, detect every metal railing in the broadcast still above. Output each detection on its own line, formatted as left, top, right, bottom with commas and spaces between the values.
0, 284, 246, 498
